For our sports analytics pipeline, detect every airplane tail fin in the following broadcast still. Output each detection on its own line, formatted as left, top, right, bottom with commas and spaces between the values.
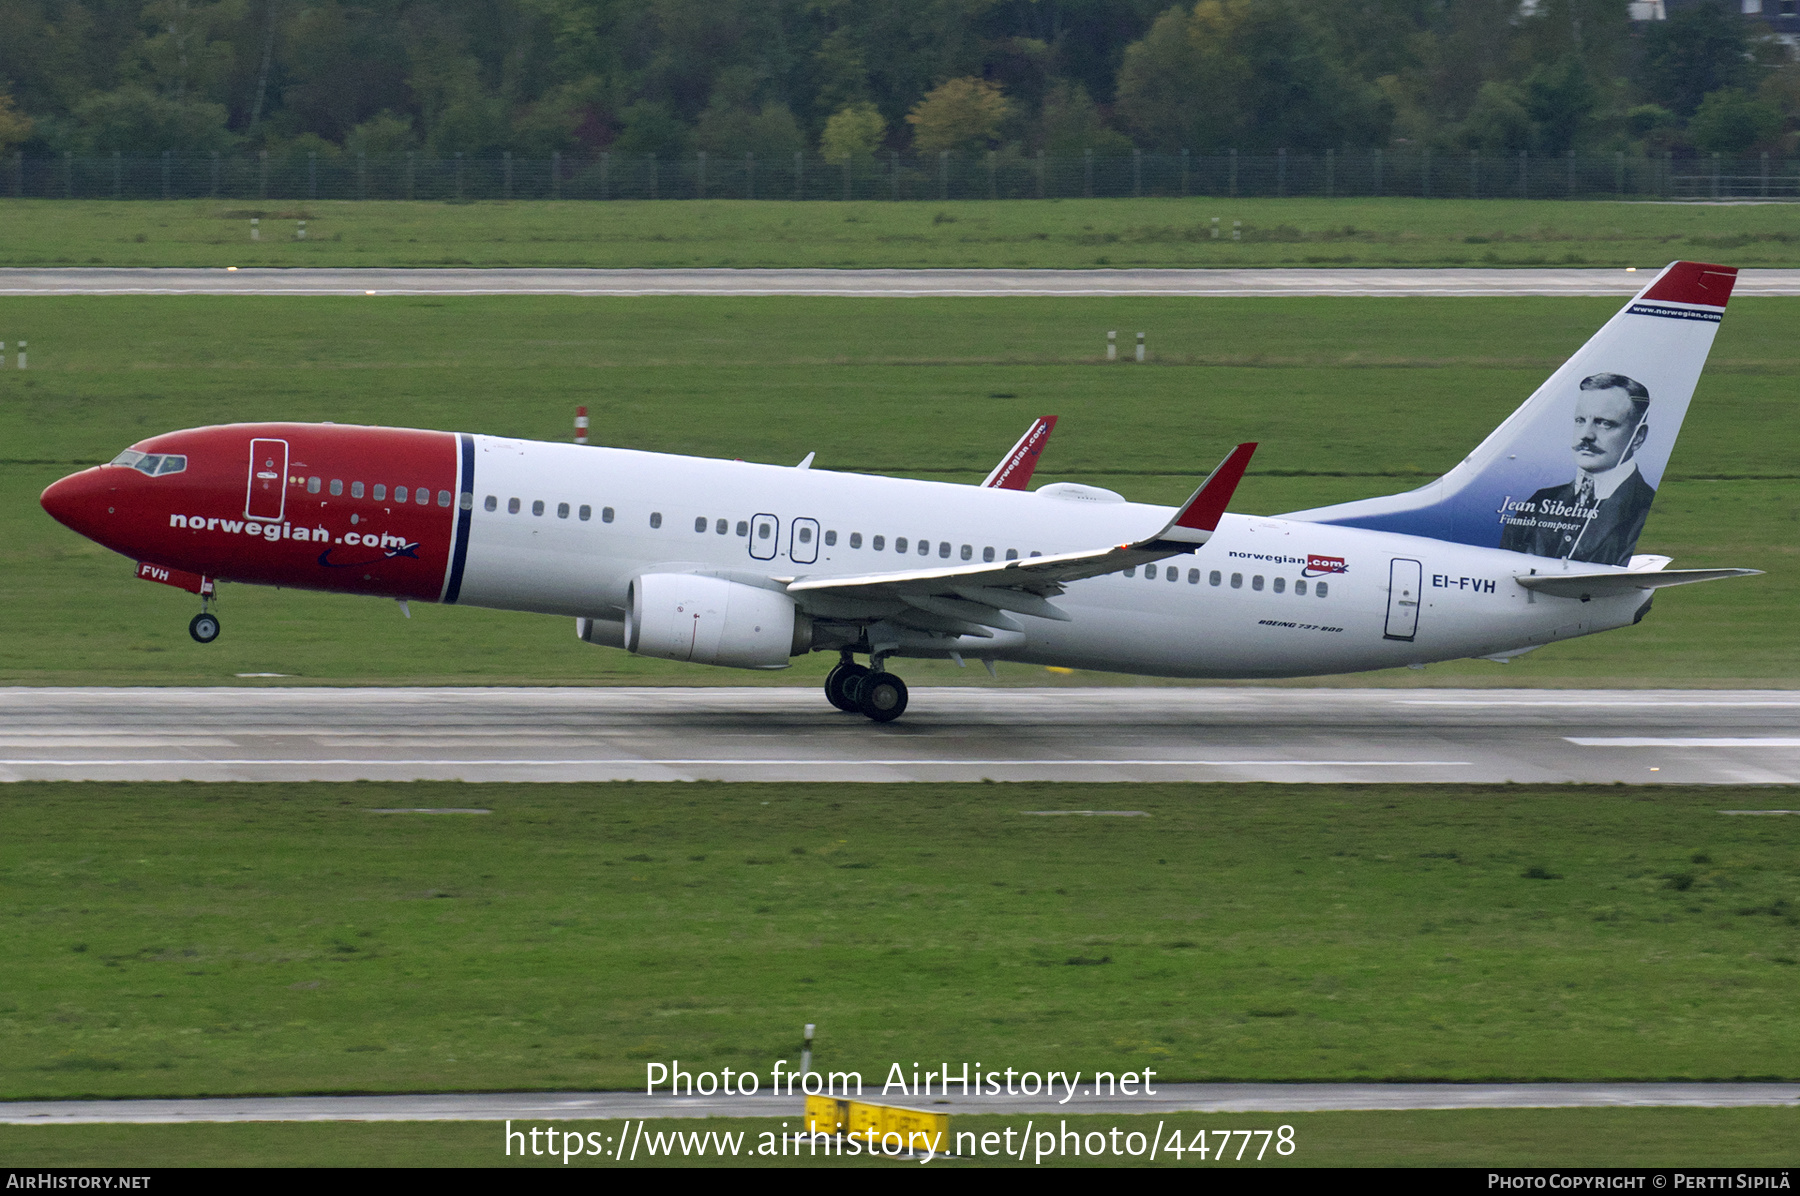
1281, 261, 1737, 567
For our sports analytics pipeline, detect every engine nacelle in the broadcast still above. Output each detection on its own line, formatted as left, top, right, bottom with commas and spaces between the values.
625, 573, 809, 669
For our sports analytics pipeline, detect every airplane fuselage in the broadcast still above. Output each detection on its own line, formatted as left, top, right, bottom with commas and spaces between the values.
42, 421, 1645, 678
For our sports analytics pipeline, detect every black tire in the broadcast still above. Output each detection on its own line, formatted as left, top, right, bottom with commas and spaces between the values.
188, 613, 221, 644
857, 671, 908, 723
825, 662, 869, 712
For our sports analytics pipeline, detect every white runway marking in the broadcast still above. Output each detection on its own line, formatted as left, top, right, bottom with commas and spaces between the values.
1567, 737, 1800, 747
7, 266, 1800, 298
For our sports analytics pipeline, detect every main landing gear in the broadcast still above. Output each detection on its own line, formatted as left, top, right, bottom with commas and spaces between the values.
824, 651, 908, 723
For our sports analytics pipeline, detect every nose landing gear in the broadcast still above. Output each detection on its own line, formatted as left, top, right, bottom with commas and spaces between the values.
188, 580, 220, 644
822, 650, 908, 722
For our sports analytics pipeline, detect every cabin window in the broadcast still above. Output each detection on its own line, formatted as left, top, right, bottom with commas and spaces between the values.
938, 542, 950, 558
1148, 565, 1161, 580
923, 541, 935, 557
734, 519, 747, 535
1316, 581, 1330, 598
507, 497, 520, 514
824, 530, 837, 546
373, 484, 386, 501
438, 490, 451, 508
307, 477, 321, 494
483, 495, 497, 512
757, 522, 770, 540
1252, 575, 1264, 591
1006, 549, 1018, 560
558, 502, 570, 519
603, 507, 615, 523
460, 492, 472, 510
798, 526, 813, 544
718, 519, 729, 535
960, 544, 972, 560
1029, 551, 1042, 557
396, 486, 409, 503
1273, 577, 1286, 593
983, 547, 995, 562
1168, 568, 1179, 582
532, 500, 545, 516
1295, 579, 1308, 595
329, 479, 343, 496
873, 535, 886, 551
849, 532, 863, 549
1189, 569, 1200, 584
1230, 572, 1243, 589
1210, 570, 1222, 586
351, 481, 364, 499
579, 505, 591, 521
650, 512, 662, 529
694, 516, 707, 533
1124, 567, 1136, 577
894, 537, 907, 553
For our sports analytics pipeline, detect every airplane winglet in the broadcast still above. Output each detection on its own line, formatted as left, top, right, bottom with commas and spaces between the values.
983, 416, 1058, 489
1145, 443, 1256, 547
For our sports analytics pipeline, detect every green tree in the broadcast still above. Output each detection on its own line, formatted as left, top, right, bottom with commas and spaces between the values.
138, 0, 246, 103
71, 84, 233, 150
1522, 53, 1595, 155
1457, 80, 1532, 155
1638, 0, 1759, 119
819, 101, 884, 161
0, 90, 34, 152
905, 76, 1012, 155
1687, 87, 1783, 155
1038, 78, 1132, 157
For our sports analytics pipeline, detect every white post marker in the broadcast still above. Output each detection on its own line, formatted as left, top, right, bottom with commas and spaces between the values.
1211, 216, 1220, 239
1106, 330, 1117, 361
297, 220, 307, 241
1233, 220, 1241, 242
0, 342, 6, 368
1136, 331, 1145, 363
575, 405, 589, 445
799, 1023, 814, 1078
15, 340, 23, 370
251, 217, 260, 241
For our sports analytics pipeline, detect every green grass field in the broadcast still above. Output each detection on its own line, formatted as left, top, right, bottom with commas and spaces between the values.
4, 197, 1800, 268
5, 781, 1796, 1101
3, 294, 1793, 685
4, 1109, 1797, 1167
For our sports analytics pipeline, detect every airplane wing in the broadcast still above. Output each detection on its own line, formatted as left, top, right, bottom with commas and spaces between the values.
982, 416, 1057, 489
783, 443, 1256, 637
1514, 567, 1761, 600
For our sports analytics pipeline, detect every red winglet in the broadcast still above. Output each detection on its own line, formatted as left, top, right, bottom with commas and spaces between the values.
984, 416, 1058, 489
1641, 261, 1738, 308
1175, 442, 1257, 532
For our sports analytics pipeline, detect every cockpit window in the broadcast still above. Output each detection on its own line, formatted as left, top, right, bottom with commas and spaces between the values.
108, 449, 187, 477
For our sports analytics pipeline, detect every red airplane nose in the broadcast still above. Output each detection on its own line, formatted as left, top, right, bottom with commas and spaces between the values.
40, 468, 117, 540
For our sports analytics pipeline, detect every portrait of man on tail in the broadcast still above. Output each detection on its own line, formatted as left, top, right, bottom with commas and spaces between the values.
1498, 372, 1657, 567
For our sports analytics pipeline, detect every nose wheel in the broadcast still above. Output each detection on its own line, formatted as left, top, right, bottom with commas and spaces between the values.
188, 611, 221, 643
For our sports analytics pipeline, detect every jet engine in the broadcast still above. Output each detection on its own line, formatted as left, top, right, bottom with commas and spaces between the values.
626, 573, 810, 669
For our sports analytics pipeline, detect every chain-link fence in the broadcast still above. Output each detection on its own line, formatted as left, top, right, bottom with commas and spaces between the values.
7, 149, 1799, 201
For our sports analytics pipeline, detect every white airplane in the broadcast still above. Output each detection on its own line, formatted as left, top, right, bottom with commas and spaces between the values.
40, 261, 1758, 722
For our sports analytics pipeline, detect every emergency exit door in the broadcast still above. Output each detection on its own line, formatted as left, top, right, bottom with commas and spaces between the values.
1384, 558, 1422, 642
245, 438, 288, 521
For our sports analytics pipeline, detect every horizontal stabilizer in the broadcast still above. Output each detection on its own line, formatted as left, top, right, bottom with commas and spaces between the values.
1515, 567, 1761, 600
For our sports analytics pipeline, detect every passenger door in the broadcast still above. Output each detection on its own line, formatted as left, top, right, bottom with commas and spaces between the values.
1384, 557, 1422, 641
789, 517, 819, 564
245, 438, 289, 521
748, 513, 779, 561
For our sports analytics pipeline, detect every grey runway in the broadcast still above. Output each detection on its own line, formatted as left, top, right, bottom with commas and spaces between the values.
5, 266, 1800, 297
4, 1082, 1795, 1125
2, 686, 1797, 784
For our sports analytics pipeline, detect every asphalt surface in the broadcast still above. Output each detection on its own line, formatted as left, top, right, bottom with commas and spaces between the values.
3, 686, 1798, 784
5, 266, 1800, 297
4, 1083, 1795, 1124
